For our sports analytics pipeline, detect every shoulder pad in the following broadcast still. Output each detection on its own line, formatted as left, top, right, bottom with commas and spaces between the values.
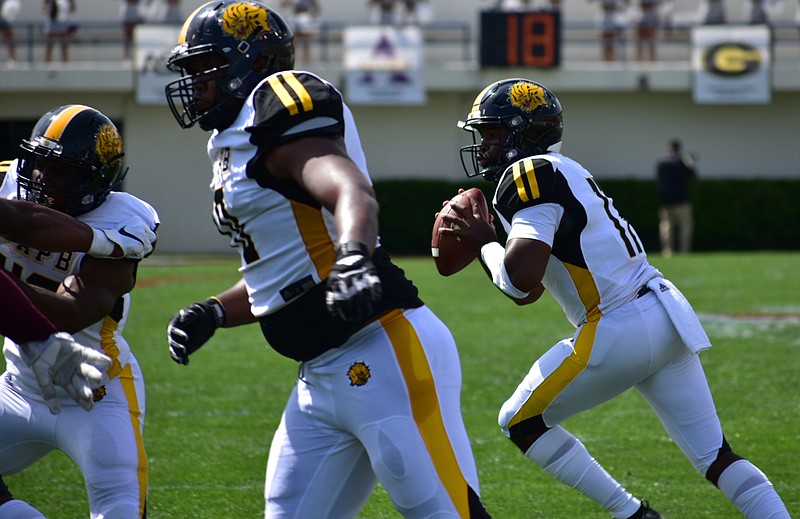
249, 72, 345, 147
494, 157, 559, 219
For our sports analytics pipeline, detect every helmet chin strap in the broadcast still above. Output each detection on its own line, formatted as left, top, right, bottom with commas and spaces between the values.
198, 95, 245, 132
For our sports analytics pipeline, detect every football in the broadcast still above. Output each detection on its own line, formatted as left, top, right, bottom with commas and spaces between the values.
431, 188, 490, 276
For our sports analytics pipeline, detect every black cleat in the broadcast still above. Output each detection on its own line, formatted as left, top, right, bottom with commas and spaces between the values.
634, 500, 662, 519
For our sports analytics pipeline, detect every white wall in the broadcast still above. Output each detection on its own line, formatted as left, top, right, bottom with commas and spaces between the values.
2, 82, 799, 253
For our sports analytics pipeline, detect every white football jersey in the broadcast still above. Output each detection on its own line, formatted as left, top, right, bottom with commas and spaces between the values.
203, 70, 422, 361
492, 152, 662, 327
0, 160, 159, 394
206, 71, 374, 318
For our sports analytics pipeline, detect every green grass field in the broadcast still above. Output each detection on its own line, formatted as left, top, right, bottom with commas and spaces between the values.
4, 252, 799, 518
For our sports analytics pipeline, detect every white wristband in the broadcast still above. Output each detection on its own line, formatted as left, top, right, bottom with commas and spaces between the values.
480, 242, 531, 299
88, 228, 116, 257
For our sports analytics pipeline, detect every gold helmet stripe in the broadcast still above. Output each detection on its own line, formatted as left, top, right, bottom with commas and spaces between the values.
178, 1, 215, 44
466, 81, 498, 120
43, 104, 91, 141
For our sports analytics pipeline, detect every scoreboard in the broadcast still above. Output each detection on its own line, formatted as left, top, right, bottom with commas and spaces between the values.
479, 10, 561, 68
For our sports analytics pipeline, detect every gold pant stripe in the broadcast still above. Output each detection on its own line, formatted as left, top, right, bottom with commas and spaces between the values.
380, 310, 469, 516
119, 363, 148, 518
507, 318, 599, 430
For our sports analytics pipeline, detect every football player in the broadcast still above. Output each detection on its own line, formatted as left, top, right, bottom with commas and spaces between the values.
0, 105, 160, 519
0, 267, 113, 519
439, 78, 790, 518
163, 2, 490, 517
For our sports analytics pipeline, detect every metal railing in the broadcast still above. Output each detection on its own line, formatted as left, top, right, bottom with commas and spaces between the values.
2, 19, 798, 67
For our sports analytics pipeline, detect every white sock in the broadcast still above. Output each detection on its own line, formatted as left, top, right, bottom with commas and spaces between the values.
0, 499, 47, 519
526, 426, 641, 518
717, 459, 790, 519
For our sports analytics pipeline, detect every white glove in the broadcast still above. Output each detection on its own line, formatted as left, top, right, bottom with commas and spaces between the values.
88, 217, 157, 260
19, 332, 112, 414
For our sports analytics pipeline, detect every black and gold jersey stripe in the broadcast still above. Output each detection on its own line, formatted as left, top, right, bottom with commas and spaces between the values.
249, 71, 345, 149
495, 157, 558, 218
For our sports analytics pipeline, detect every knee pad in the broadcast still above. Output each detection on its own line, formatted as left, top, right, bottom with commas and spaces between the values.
507, 414, 549, 453
705, 436, 743, 487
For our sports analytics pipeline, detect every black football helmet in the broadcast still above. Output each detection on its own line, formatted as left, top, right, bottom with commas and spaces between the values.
459, 78, 563, 182
17, 105, 126, 216
165, 0, 294, 131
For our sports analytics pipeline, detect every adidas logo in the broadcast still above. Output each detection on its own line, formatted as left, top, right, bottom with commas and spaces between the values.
658, 283, 669, 292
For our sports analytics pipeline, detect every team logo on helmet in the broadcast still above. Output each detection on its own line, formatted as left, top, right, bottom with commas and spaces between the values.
96, 124, 122, 165
222, 2, 270, 41
509, 81, 547, 112
347, 362, 371, 387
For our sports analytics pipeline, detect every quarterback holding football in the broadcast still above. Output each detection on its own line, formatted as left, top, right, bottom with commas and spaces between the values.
438, 78, 790, 519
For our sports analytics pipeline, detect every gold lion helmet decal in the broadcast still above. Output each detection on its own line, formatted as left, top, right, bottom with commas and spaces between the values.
347, 362, 371, 387
509, 81, 548, 113
96, 124, 122, 165
222, 2, 271, 41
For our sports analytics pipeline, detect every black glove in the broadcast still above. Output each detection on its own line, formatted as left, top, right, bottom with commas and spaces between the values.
167, 298, 226, 365
325, 241, 382, 322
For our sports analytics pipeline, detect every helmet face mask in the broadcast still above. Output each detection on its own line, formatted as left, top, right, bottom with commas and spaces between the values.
17, 105, 126, 216
18, 156, 91, 212
165, 1, 295, 131
165, 44, 232, 130
459, 78, 563, 182
460, 121, 521, 182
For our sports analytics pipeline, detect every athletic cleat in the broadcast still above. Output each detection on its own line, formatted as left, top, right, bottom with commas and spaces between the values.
638, 500, 662, 519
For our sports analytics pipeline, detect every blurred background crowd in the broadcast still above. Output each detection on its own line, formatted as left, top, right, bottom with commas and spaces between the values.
1, 0, 798, 65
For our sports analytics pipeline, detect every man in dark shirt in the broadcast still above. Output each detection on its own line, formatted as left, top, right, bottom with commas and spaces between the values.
656, 139, 696, 256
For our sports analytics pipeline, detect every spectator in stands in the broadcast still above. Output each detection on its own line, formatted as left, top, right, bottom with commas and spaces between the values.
162, 0, 183, 24
701, 0, 727, 24
43, 0, 76, 63
0, 0, 19, 65
281, 0, 320, 63
591, 0, 629, 62
635, 0, 659, 61
400, 0, 422, 23
369, 0, 397, 24
121, 0, 143, 60
747, 0, 770, 24
661, 0, 674, 38
143, 0, 183, 24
